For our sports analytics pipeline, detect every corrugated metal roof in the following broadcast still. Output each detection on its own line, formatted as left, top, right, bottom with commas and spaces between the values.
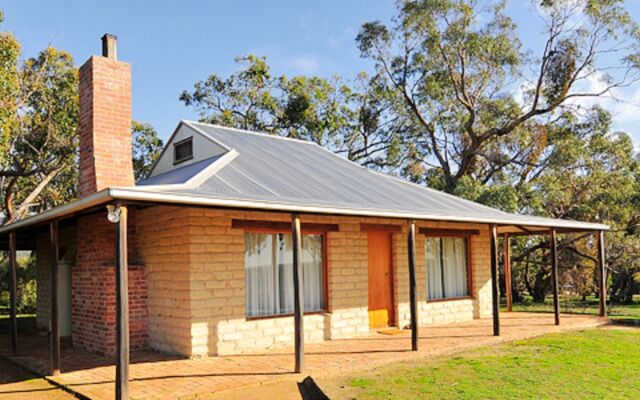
130, 121, 607, 231
137, 156, 221, 186
0, 120, 608, 238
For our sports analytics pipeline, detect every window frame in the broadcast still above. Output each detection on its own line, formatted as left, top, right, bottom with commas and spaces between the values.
173, 137, 194, 165
241, 225, 329, 321
422, 230, 474, 303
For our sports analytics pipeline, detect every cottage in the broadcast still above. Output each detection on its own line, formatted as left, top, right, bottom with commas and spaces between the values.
1, 36, 608, 397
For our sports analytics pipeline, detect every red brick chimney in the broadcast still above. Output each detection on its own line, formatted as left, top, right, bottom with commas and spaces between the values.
78, 34, 134, 198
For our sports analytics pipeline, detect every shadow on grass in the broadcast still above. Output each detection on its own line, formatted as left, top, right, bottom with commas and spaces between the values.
607, 318, 640, 327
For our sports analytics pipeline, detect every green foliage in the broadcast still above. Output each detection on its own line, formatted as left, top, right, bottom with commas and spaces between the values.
0, 254, 37, 314
536, 109, 636, 298
181, 1, 640, 302
180, 55, 276, 132
509, 294, 640, 321
0, 10, 164, 224
181, 56, 411, 170
132, 121, 164, 181
356, 0, 640, 192
0, 17, 20, 159
0, 41, 78, 224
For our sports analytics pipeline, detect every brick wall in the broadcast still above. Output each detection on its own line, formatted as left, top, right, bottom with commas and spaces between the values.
35, 214, 148, 355
136, 207, 494, 357
71, 213, 147, 356
78, 55, 133, 198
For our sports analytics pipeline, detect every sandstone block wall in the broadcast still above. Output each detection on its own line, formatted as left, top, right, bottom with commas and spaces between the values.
135, 207, 494, 357
137, 207, 193, 356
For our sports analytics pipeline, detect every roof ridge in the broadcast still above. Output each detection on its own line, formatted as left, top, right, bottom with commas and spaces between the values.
185, 120, 319, 146
181, 120, 233, 150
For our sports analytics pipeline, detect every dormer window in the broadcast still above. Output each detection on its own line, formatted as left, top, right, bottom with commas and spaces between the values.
174, 137, 194, 165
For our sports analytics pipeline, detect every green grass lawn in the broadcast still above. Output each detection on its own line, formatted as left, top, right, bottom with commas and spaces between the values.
0, 314, 36, 319
503, 295, 640, 322
328, 328, 640, 400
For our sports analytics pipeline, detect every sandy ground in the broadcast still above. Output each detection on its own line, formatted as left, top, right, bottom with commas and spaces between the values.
192, 380, 302, 400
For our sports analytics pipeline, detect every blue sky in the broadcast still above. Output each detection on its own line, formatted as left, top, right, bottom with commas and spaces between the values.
3, 1, 640, 142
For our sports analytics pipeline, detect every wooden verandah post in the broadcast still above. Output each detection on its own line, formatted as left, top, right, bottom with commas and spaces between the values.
597, 230, 607, 317
408, 220, 418, 351
292, 214, 304, 373
550, 229, 560, 326
50, 221, 61, 375
113, 205, 130, 400
8, 232, 18, 354
490, 225, 500, 336
503, 233, 512, 312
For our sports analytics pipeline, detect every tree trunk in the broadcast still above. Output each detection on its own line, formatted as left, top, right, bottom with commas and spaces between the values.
531, 268, 549, 303
524, 262, 534, 297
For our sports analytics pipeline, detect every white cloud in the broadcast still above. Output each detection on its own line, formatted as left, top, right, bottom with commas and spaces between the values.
516, 71, 640, 145
245, 43, 322, 75
565, 72, 640, 141
292, 55, 319, 74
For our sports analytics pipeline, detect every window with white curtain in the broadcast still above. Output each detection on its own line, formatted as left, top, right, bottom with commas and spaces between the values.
425, 236, 469, 300
244, 232, 325, 318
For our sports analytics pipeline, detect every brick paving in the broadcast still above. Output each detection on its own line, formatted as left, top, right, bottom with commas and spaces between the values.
0, 313, 606, 399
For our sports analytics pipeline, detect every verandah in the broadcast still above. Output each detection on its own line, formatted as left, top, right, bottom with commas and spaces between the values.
2, 202, 608, 399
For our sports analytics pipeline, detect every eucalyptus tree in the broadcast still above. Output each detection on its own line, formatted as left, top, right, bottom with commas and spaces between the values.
179, 1, 640, 302
0, 14, 78, 224
0, 11, 164, 224
506, 107, 640, 302
180, 56, 412, 172
132, 121, 164, 181
356, 0, 640, 193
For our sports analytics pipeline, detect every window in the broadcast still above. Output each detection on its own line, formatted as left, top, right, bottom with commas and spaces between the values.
425, 236, 469, 300
244, 232, 325, 318
173, 137, 193, 164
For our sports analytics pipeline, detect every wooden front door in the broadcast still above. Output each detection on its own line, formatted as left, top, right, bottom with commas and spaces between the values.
368, 230, 395, 328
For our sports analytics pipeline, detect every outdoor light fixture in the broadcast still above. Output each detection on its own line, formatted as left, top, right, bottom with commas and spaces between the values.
107, 205, 121, 224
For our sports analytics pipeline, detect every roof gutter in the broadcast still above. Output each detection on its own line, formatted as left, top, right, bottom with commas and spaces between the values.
109, 188, 610, 231
0, 190, 113, 236
0, 187, 610, 237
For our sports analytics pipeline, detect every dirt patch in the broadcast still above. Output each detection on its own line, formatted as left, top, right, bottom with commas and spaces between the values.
194, 380, 302, 400
0, 358, 77, 400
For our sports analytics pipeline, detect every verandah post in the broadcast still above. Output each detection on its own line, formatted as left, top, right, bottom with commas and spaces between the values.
8, 232, 18, 354
503, 233, 512, 312
292, 214, 304, 372
597, 230, 607, 317
50, 221, 61, 375
113, 205, 130, 400
490, 225, 500, 336
407, 220, 418, 351
550, 229, 560, 326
